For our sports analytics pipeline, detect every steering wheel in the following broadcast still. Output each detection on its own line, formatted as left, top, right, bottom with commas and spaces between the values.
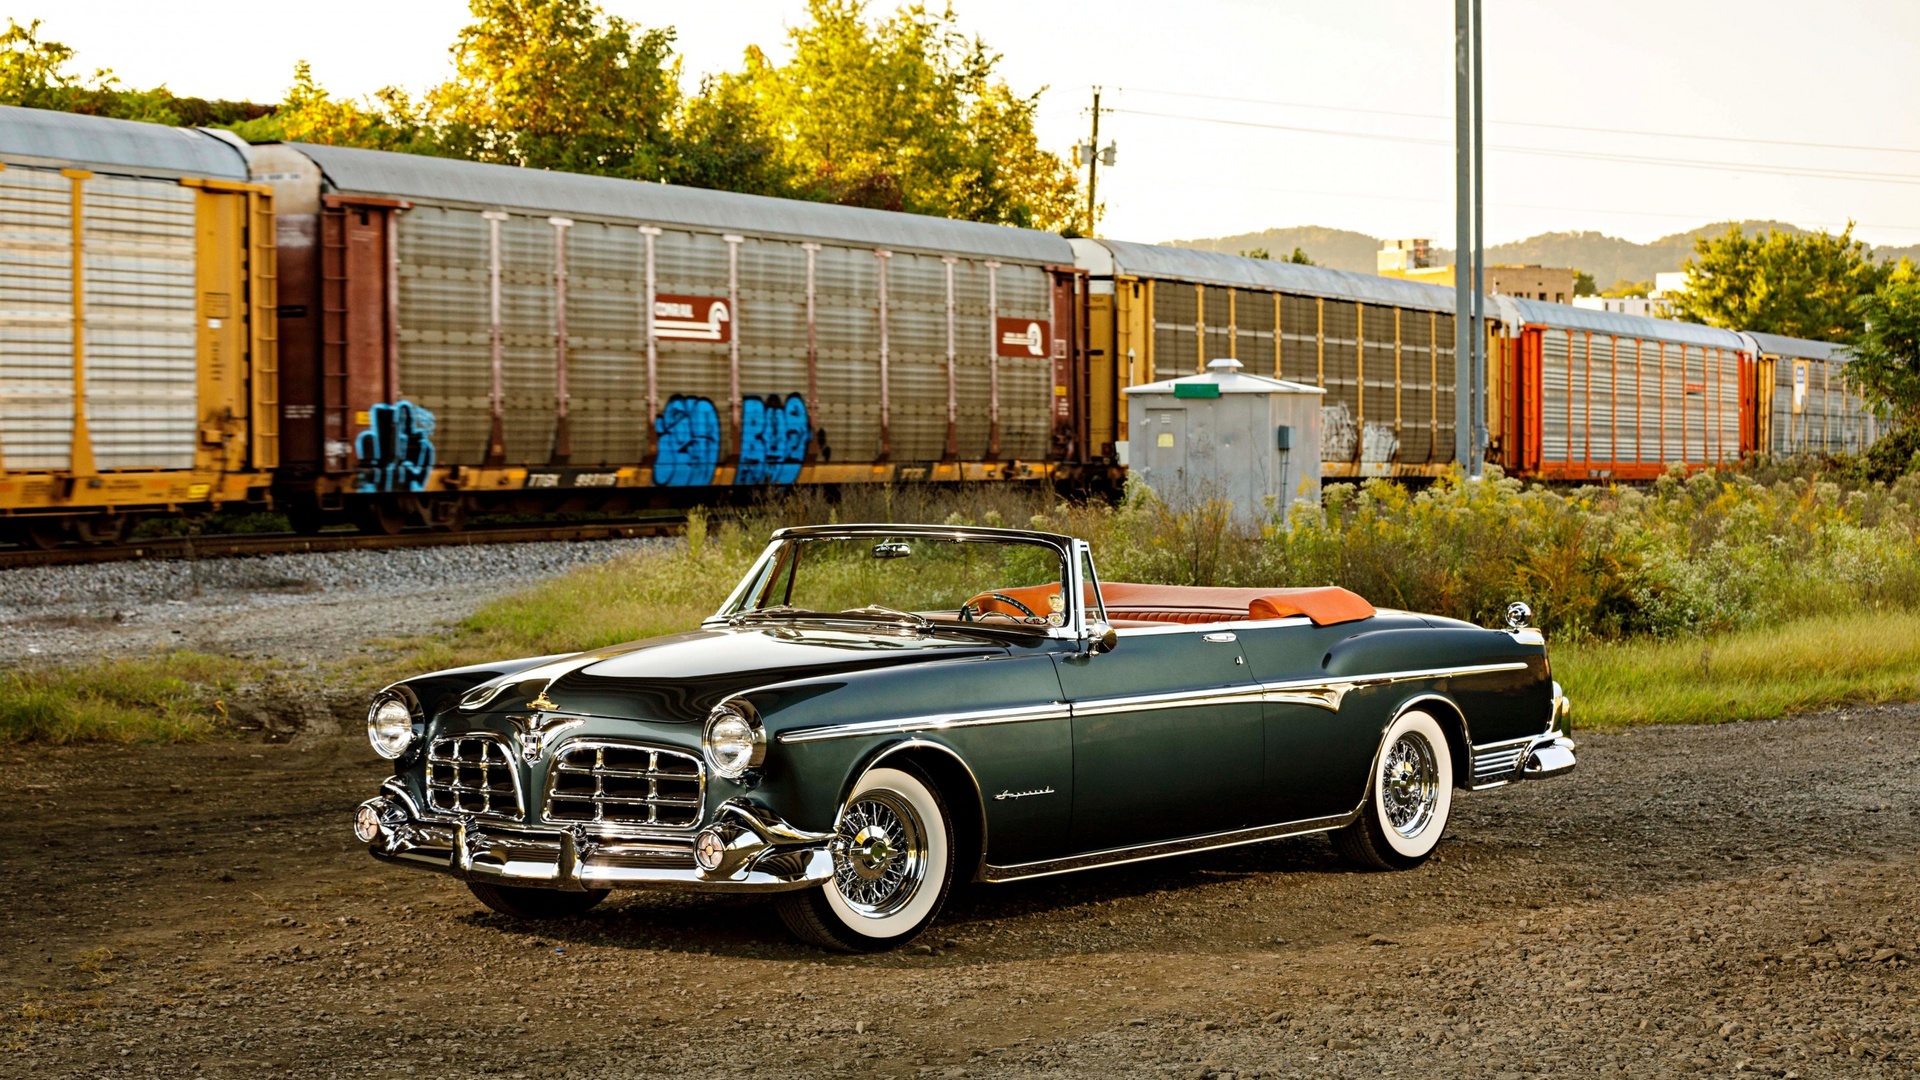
959, 592, 1039, 624
986, 592, 1037, 617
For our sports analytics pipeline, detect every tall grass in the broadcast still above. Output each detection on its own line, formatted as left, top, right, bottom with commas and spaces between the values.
1559, 612, 1920, 728
0, 652, 249, 744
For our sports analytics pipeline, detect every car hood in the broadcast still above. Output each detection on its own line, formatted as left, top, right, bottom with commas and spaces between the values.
454, 624, 1009, 723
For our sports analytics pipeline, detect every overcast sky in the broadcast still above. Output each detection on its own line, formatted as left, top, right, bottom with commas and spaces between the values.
36, 0, 1920, 248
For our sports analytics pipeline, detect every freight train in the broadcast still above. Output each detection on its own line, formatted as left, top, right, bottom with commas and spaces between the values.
0, 105, 1881, 545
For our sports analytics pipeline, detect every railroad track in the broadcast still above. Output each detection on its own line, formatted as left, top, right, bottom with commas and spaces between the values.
0, 517, 685, 570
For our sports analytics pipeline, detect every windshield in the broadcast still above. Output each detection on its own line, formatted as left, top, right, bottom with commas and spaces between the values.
720, 535, 1071, 633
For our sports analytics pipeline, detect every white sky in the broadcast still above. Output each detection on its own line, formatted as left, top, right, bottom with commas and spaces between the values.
34, 0, 1920, 248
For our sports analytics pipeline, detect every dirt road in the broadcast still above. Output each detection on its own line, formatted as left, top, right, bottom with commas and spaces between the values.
4, 704, 1918, 1079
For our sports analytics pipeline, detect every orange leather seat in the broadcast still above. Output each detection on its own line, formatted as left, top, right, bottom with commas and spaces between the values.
963, 581, 1375, 627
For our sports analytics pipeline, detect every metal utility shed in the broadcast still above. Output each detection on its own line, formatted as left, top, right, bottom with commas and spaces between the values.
1124, 358, 1324, 525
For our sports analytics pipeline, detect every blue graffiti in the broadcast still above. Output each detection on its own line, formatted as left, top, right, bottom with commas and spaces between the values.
653, 395, 721, 487
355, 400, 436, 492
737, 394, 811, 485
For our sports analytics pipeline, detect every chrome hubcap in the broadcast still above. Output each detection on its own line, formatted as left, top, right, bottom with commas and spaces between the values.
832, 791, 924, 917
1381, 732, 1439, 838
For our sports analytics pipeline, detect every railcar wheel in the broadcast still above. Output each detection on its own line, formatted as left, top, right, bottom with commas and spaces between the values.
356, 499, 409, 536
775, 765, 955, 952
1333, 709, 1454, 871
466, 882, 609, 919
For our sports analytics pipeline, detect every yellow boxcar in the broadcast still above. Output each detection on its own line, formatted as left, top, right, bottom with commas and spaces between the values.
0, 107, 276, 546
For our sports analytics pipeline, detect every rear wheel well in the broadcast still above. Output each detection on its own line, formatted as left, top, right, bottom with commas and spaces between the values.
1404, 696, 1472, 789
867, 744, 986, 883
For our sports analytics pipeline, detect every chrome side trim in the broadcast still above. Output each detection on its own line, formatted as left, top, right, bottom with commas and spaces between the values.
981, 811, 1358, 883
777, 660, 1533, 742
1070, 684, 1268, 718
776, 702, 1072, 744
1114, 616, 1311, 638
1257, 660, 1531, 714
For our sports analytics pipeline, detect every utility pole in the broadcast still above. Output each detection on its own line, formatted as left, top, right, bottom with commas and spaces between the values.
1085, 87, 1102, 237
1453, 0, 1484, 479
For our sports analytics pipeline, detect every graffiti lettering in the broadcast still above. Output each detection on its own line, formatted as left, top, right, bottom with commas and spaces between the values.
737, 394, 811, 485
653, 396, 721, 487
355, 400, 436, 492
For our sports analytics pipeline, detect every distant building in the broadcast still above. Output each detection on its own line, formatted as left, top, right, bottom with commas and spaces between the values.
1651, 271, 1689, 299
1573, 296, 1672, 318
1377, 238, 1434, 273
1376, 240, 1578, 304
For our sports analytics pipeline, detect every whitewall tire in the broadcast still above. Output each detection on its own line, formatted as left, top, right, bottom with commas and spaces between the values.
1333, 709, 1454, 871
775, 765, 955, 951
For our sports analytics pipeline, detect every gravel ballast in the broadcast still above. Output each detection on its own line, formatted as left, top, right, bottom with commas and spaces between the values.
0, 538, 670, 662
2, 704, 1915, 1078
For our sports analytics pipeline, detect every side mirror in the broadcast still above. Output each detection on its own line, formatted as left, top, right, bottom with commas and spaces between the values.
1087, 622, 1118, 655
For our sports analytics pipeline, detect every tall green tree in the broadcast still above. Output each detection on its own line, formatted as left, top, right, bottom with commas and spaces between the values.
228, 62, 435, 153
1672, 223, 1890, 341
1846, 263, 1920, 425
0, 18, 265, 125
713, 0, 1080, 229
427, 0, 681, 178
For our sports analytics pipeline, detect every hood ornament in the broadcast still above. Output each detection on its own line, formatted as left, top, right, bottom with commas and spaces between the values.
527, 690, 559, 711
508, 712, 581, 764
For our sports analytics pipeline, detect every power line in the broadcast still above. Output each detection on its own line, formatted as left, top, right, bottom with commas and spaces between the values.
1104, 107, 1920, 187
1113, 86, 1920, 157
1115, 174, 1920, 233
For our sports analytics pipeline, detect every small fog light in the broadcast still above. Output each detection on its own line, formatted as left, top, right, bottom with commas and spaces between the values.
694, 827, 727, 872
354, 801, 385, 844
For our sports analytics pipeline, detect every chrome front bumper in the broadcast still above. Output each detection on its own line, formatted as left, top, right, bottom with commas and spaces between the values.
356, 781, 834, 894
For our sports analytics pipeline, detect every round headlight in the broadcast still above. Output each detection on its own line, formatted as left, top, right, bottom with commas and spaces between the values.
703, 705, 765, 779
367, 697, 416, 760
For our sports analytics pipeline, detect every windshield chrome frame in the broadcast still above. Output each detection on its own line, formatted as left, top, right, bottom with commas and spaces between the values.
707, 524, 1087, 640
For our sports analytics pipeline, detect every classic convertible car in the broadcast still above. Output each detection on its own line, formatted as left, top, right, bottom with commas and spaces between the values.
354, 524, 1573, 950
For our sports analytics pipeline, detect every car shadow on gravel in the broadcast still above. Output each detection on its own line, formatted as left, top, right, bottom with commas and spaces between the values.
439, 832, 1366, 961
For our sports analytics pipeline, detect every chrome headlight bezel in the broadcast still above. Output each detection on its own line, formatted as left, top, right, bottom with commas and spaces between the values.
366, 694, 419, 760
702, 702, 766, 780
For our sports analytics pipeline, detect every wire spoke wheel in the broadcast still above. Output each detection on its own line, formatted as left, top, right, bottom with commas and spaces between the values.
831, 790, 926, 918
1379, 732, 1440, 839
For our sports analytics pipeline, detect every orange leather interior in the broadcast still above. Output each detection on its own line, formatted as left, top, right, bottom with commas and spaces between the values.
1099, 582, 1375, 627
961, 581, 1374, 628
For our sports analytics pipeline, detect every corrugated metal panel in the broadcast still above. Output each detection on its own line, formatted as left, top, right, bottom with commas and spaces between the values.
388, 201, 1059, 473
83, 175, 198, 469
1772, 353, 1880, 456
292, 142, 1072, 266
1089, 238, 1457, 313
1541, 328, 1739, 467
0, 106, 247, 180
0, 166, 74, 469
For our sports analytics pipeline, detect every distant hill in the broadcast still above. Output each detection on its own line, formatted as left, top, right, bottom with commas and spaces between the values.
1168, 220, 1917, 287
1167, 227, 1384, 273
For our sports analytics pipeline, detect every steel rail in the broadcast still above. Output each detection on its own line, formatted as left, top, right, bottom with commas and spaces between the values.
0, 517, 686, 570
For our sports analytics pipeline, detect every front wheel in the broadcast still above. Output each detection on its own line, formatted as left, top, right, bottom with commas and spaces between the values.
467, 881, 609, 919
775, 765, 955, 951
1333, 709, 1454, 871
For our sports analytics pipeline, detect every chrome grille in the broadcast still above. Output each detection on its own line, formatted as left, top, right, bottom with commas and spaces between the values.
1470, 739, 1530, 787
425, 735, 524, 820
543, 742, 704, 830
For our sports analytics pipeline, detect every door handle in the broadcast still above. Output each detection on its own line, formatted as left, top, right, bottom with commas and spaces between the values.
1202, 632, 1237, 643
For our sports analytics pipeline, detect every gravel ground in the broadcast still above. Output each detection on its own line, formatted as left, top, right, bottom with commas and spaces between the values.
0, 539, 670, 664
3, 703, 1916, 1078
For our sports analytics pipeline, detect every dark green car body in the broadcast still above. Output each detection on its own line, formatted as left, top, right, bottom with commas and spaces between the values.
354, 524, 1573, 899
